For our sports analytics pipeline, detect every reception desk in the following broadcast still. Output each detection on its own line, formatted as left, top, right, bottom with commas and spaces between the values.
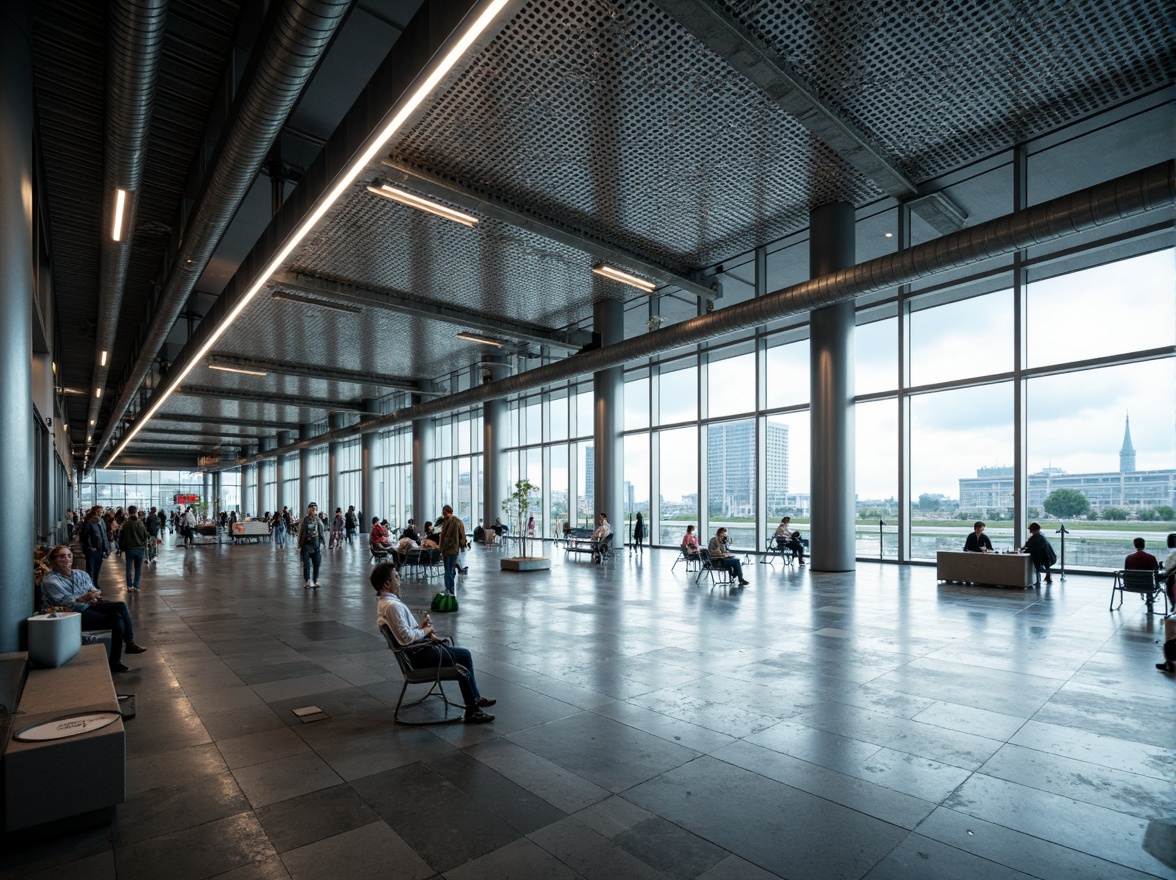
937, 551, 1035, 588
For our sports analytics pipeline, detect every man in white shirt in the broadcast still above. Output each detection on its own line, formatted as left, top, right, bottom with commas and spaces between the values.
370, 563, 495, 723
591, 512, 612, 563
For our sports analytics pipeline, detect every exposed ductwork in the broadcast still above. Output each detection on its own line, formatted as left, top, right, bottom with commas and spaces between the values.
94, 0, 354, 463
215, 160, 1174, 469
83, 0, 168, 450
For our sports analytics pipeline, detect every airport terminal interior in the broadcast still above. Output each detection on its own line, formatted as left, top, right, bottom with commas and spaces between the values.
1, 0, 1173, 878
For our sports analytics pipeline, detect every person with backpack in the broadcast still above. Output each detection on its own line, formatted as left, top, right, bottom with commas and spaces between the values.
298, 502, 326, 588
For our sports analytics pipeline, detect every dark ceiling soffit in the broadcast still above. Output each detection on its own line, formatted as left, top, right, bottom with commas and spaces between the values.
380, 159, 724, 302
137, 426, 257, 441
212, 161, 1175, 471
649, 0, 966, 234
85, 0, 168, 442
207, 354, 421, 391
95, 0, 354, 463
151, 412, 295, 430
100, 0, 521, 470
123, 437, 234, 449
177, 385, 367, 411
272, 272, 592, 350
112, 453, 201, 469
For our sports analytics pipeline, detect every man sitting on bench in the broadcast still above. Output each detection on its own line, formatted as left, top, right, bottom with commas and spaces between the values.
41, 544, 148, 674
591, 513, 612, 563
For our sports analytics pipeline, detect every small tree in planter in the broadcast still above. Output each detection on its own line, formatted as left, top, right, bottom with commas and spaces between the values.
502, 479, 539, 559
498, 479, 550, 572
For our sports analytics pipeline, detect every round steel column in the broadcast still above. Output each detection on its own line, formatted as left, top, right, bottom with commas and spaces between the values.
593, 298, 624, 530
275, 430, 291, 513
0, 0, 35, 651
809, 201, 856, 571
411, 402, 434, 524
360, 398, 378, 525
327, 413, 345, 516
298, 425, 311, 513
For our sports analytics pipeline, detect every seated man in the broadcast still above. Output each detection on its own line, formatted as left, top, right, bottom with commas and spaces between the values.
1124, 537, 1159, 571
708, 527, 749, 585
371, 562, 494, 723
591, 512, 612, 563
401, 519, 420, 544
1020, 522, 1057, 584
41, 545, 147, 673
964, 521, 993, 553
776, 516, 806, 565
1160, 533, 1176, 609
492, 517, 509, 537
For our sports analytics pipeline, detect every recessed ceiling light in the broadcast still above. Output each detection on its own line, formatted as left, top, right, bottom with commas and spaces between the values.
884, 232, 893, 238
366, 183, 479, 226
209, 364, 269, 377
456, 331, 504, 347
112, 188, 127, 242
100, 350, 108, 366
592, 264, 657, 293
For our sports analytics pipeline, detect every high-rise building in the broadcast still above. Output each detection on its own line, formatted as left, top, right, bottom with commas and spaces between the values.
707, 422, 789, 517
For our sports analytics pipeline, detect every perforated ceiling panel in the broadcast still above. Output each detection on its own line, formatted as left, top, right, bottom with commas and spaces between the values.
386, 0, 880, 270
718, 0, 1173, 181
291, 192, 605, 321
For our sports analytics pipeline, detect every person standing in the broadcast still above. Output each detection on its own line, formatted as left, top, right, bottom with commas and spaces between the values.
42, 545, 148, 673
1020, 522, 1057, 584
633, 512, 645, 554
345, 505, 358, 544
144, 506, 161, 563
330, 507, 345, 549
183, 506, 197, 548
439, 504, 466, 596
298, 502, 326, 588
81, 506, 109, 585
120, 506, 149, 591
273, 508, 287, 548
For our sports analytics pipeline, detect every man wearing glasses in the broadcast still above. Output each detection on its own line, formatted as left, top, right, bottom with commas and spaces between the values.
41, 545, 148, 673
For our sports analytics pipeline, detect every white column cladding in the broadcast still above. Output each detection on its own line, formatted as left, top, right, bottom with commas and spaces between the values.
593, 297, 624, 534
480, 358, 509, 531
809, 201, 856, 571
0, 0, 33, 651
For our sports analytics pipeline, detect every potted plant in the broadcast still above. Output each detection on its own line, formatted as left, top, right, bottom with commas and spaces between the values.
499, 479, 550, 572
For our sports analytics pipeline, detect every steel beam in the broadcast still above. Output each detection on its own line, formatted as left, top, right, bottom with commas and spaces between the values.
382, 159, 723, 301
649, 0, 967, 234
206, 354, 420, 391
137, 426, 258, 442
149, 412, 295, 431
178, 384, 367, 412
272, 272, 593, 351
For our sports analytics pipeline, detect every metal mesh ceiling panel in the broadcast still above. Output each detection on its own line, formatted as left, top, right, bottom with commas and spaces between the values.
388, 0, 879, 270
291, 189, 614, 320
719, 0, 1174, 181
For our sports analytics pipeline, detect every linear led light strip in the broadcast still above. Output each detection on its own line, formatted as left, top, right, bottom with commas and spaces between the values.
366, 183, 479, 226
108, 0, 512, 465
592, 264, 657, 292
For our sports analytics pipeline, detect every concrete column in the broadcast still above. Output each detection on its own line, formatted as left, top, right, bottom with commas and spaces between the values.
327, 414, 345, 516
809, 202, 856, 571
211, 472, 221, 519
482, 398, 506, 529
412, 401, 434, 523
298, 424, 311, 515
360, 398, 378, 526
275, 430, 291, 513
593, 298, 624, 534
203, 474, 212, 517
0, 0, 34, 651
258, 438, 275, 515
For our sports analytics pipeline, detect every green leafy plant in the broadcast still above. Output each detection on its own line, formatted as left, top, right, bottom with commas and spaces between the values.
502, 479, 539, 558
1043, 488, 1090, 519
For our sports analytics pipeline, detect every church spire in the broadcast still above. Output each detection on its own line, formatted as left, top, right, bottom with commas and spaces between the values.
1119, 413, 1136, 473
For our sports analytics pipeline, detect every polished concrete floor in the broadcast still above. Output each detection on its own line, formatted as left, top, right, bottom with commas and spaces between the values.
4, 536, 1174, 880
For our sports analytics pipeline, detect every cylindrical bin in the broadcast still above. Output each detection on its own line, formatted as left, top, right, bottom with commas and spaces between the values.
26, 612, 82, 668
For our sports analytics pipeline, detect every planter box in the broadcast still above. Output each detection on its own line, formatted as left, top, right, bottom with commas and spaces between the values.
500, 557, 551, 572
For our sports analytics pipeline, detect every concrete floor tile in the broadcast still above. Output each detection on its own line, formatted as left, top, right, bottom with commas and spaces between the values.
232, 751, 345, 809
114, 811, 275, 880
280, 821, 431, 880
216, 727, 312, 770
861, 833, 1036, 880
254, 784, 381, 854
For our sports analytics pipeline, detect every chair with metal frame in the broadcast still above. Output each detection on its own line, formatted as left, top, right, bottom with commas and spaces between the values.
1110, 569, 1168, 615
673, 542, 701, 573
378, 622, 467, 725
760, 534, 794, 567
696, 547, 736, 588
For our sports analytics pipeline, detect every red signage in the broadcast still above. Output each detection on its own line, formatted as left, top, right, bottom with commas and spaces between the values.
174, 494, 199, 504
